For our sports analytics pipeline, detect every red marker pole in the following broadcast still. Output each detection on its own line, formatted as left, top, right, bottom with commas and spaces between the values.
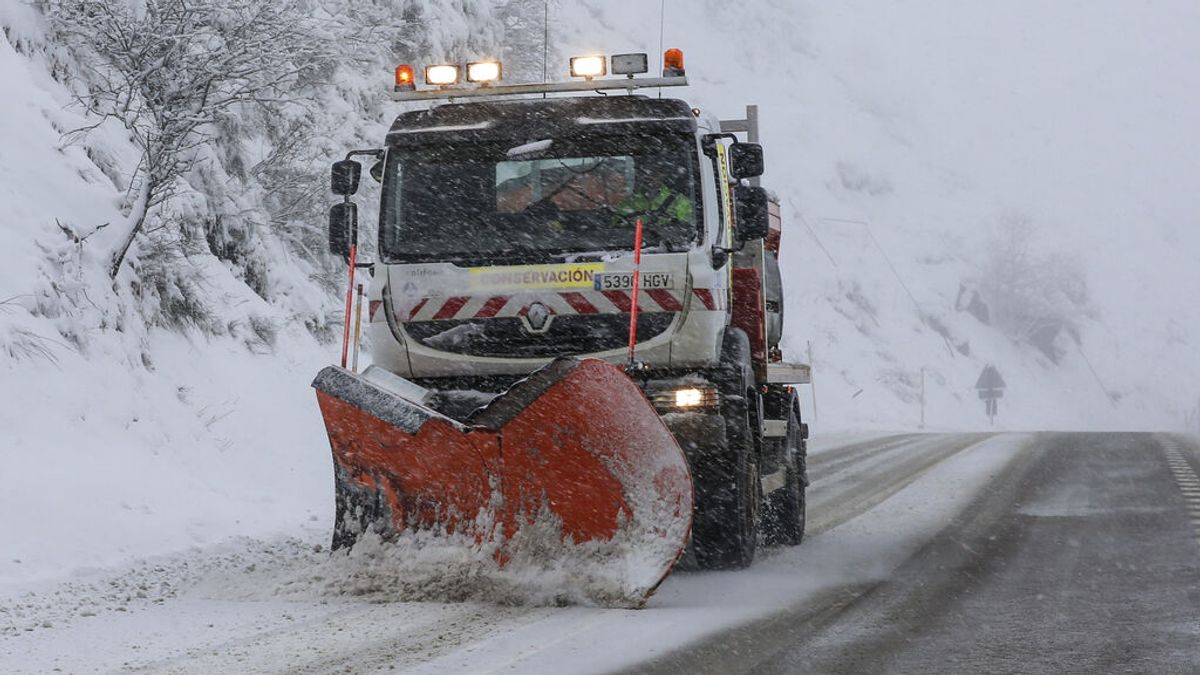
340, 244, 357, 369
351, 283, 365, 373
627, 218, 643, 366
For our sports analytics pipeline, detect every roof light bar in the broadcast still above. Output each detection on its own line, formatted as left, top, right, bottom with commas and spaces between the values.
389, 76, 688, 101
387, 51, 690, 102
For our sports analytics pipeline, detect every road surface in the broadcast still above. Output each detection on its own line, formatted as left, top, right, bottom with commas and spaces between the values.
3, 432, 1198, 674
638, 433, 1200, 674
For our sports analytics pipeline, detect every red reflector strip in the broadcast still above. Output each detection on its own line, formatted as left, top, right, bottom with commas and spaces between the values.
434, 296, 470, 321
407, 298, 429, 320
475, 296, 509, 319
693, 288, 717, 310
646, 289, 683, 312
368, 300, 382, 321
602, 290, 633, 312
561, 292, 600, 314
397, 289, 694, 322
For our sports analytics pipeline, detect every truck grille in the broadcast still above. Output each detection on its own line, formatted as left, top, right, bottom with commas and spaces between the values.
403, 314, 675, 358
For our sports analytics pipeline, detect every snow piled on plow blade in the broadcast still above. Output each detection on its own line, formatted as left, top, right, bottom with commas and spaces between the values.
311, 358, 693, 608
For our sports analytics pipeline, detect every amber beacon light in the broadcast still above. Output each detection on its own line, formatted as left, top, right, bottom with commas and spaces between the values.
394, 64, 415, 91
663, 48, 685, 77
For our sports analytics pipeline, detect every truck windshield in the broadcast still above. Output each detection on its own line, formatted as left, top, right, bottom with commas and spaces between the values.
380, 131, 699, 264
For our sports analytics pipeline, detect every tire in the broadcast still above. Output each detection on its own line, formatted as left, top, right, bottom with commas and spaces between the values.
764, 401, 807, 546
691, 328, 761, 570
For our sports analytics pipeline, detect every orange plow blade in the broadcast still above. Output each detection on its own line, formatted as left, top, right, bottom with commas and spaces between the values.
312, 358, 693, 607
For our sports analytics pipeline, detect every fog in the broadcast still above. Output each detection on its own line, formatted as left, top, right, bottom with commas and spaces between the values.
560, 0, 1200, 430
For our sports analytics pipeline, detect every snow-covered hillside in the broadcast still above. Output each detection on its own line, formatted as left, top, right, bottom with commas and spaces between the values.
560, 0, 1200, 431
0, 0, 512, 588
2, 0, 1198, 594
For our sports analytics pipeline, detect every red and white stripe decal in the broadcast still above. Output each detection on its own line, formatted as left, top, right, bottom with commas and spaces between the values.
688, 288, 725, 310
433, 296, 470, 321
560, 292, 600, 315
384, 288, 727, 322
646, 289, 684, 313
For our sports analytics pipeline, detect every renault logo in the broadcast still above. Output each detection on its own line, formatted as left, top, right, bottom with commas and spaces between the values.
522, 302, 553, 333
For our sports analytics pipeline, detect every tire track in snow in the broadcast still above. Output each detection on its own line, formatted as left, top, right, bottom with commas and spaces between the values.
806, 434, 924, 476
804, 433, 994, 536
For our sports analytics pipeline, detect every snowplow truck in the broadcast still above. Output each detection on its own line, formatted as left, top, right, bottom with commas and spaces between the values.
313, 50, 810, 607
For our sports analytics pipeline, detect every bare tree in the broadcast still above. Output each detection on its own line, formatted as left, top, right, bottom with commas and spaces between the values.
979, 213, 1093, 360
46, 0, 326, 277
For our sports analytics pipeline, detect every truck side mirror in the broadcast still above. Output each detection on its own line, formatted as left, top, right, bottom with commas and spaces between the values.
369, 158, 385, 184
735, 186, 770, 241
332, 160, 362, 196
729, 143, 764, 180
329, 202, 358, 257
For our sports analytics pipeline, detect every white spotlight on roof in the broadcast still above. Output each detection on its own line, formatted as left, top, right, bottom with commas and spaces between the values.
611, 53, 649, 77
424, 64, 460, 86
569, 55, 607, 79
466, 61, 502, 83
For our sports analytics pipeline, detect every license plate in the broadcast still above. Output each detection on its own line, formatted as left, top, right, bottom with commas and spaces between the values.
593, 272, 675, 291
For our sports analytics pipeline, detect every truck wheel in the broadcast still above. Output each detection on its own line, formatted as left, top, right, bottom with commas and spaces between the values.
691, 328, 760, 570
764, 402, 807, 546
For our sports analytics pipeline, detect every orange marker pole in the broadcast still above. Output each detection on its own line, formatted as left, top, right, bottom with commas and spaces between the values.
627, 218, 643, 366
340, 245, 357, 369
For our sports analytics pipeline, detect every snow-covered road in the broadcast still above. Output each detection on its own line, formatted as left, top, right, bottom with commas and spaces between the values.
642, 433, 1200, 674
0, 433, 1029, 674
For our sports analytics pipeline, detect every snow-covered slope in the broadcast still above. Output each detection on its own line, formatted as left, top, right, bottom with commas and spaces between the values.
0, 0, 507, 588
0, 5, 325, 589
561, 0, 1200, 431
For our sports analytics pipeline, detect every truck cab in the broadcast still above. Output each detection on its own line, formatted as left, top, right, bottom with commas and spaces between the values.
363, 94, 757, 381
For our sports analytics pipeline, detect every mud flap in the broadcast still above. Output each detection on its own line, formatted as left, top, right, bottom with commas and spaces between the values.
312, 358, 693, 607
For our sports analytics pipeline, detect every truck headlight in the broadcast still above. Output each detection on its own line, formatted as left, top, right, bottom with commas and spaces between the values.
651, 385, 719, 411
